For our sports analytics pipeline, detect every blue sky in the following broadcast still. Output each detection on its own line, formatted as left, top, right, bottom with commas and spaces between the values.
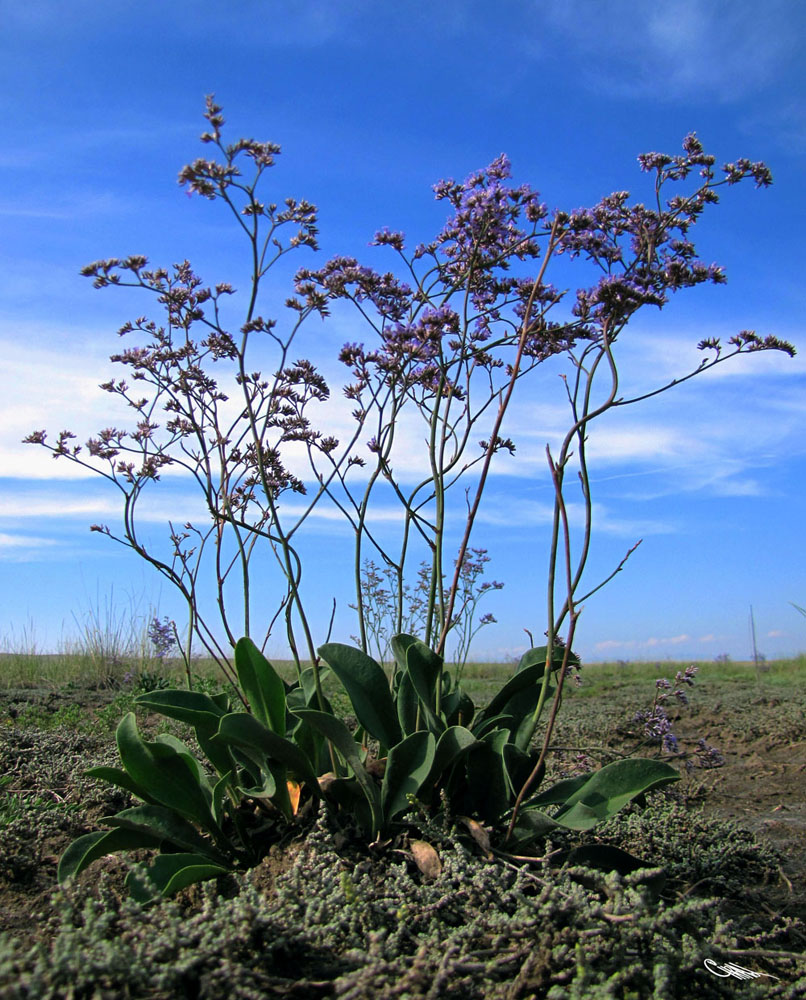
2, 0, 805, 664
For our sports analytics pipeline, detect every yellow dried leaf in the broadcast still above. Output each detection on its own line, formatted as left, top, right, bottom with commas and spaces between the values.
286, 779, 301, 816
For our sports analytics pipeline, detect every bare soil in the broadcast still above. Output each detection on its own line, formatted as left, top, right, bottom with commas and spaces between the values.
676, 700, 806, 920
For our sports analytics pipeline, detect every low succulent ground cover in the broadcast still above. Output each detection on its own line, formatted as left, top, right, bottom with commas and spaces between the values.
0, 657, 804, 998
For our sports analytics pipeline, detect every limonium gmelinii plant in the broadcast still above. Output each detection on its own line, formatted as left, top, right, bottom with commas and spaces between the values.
29, 98, 794, 897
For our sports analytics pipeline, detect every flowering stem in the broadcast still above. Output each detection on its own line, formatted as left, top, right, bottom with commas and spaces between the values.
436, 217, 562, 657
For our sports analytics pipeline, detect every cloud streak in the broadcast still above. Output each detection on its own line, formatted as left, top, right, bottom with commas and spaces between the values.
534, 0, 803, 103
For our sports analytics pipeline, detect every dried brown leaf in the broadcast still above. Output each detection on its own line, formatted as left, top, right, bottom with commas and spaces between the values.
459, 815, 492, 859
410, 839, 442, 879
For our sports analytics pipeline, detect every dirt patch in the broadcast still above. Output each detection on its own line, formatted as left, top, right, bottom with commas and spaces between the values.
675, 702, 806, 919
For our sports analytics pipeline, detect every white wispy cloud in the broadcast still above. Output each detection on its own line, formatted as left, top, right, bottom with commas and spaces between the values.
534, 0, 801, 102
4, 317, 801, 511
594, 633, 691, 651
0, 531, 63, 563
741, 101, 806, 155
0, 190, 135, 222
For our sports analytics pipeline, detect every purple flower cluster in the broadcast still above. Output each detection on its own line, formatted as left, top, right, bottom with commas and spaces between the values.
147, 616, 177, 659
636, 664, 700, 751
634, 705, 679, 753
294, 152, 572, 415
635, 663, 723, 768
685, 738, 725, 771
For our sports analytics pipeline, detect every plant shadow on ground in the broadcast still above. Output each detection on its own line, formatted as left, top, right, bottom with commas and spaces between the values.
0, 665, 804, 998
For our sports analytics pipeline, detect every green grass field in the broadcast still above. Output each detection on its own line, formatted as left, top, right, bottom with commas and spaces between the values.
1, 644, 803, 694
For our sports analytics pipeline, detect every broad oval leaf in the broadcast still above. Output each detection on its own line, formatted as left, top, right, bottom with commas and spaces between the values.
517, 644, 579, 673
135, 689, 226, 731
58, 827, 162, 884
552, 758, 680, 831
463, 729, 511, 823
531, 773, 590, 807
404, 641, 445, 736
293, 708, 383, 836
155, 733, 214, 796
382, 730, 436, 821
299, 664, 332, 705
390, 633, 419, 674
84, 765, 158, 805
506, 806, 558, 852
424, 726, 477, 791
410, 839, 442, 879
475, 663, 546, 728
115, 713, 218, 832
126, 853, 230, 902
234, 637, 286, 734
215, 712, 320, 791
195, 727, 237, 783
459, 816, 493, 859
443, 686, 475, 729
473, 713, 516, 739
396, 670, 419, 738
104, 804, 228, 863
318, 642, 401, 750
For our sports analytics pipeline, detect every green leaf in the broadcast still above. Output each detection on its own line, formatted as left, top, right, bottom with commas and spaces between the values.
126, 853, 230, 902
195, 726, 237, 783
511, 684, 554, 751
234, 637, 286, 734
84, 765, 159, 805
135, 689, 226, 730
318, 642, 401, 749
517, 644, 579, 673
325, 778, 373, 835
390, 633, 419, 674
424, 726, 478, 791
443, 687, 475, 728
464, 729, 511, 823
396, 670, 419, 737
531, 773, 590, 807
210, 691, 233, 713
235, 768, 276, 801
115, 713, 217, 831
58, 827, 162, 884
507, 805, 559, 850
299, 664, 331, 705
473, 713, 516, 739
104, 805, 228, 863
155, 734, 214, 796
382, 731, 436, 821
403, 641, 445, 735
293, 708, 383, 836
211, 771, 233, 827
475, 662, 547, 728
552, 758, 680, 831
215, 712, 320, 791
502, 743, 536, 797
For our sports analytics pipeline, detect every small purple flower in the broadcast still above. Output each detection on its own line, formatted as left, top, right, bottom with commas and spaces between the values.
148, 616, 176, 659
634, 705, 678, 752
696, 738, 725, 768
